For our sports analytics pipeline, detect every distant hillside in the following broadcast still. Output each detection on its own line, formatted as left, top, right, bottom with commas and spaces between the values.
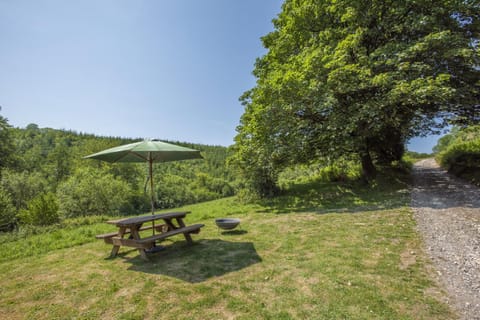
0, 123, 236, 227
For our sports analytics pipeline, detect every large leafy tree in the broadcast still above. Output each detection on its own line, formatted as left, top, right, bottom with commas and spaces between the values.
0, 108, 15, 170
232, 0, 479, 194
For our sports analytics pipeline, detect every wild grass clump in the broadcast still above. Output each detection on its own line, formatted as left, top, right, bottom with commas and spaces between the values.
278, 160, 361, 190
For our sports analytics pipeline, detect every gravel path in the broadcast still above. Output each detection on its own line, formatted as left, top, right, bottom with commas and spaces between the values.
411, 158, 480, 320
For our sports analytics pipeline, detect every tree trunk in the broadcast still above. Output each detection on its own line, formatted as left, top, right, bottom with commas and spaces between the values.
360, 150, 377, 182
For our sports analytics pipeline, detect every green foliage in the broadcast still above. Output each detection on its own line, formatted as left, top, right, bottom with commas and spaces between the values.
0, 123, 235, 230
0, 109, 15, 169
0, 186, 16, 225
152, 154, 235, 208
0, 170, 47, 211
278, 160, 361, 190
432, 132, 456, 155
19, 192, 60, 226
57, 168, 133, 217
0, 169, 453, 319
435, 126, 480, 185
227, 143, 279, 197
233, 166, 280, 199
232, 0, 480, 194
404, 151, 432, 159
154, 171, 234, 209
440, 139, 480, 169
403, 151, 433, 165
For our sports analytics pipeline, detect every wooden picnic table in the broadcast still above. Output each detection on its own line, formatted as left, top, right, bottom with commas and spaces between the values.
96, 211, 204, 261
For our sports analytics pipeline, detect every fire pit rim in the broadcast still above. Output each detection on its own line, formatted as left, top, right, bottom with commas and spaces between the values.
215, 218, 241, 230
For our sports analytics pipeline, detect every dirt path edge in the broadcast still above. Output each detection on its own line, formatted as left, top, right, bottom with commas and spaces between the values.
411, 158, 480, 320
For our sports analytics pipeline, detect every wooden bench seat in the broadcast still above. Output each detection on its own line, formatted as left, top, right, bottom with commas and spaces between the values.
108, 224, 204, 249
136, 224, 204, 244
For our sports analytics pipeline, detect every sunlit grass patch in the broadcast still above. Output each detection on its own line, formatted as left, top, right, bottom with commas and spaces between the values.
0, 173, 454, 319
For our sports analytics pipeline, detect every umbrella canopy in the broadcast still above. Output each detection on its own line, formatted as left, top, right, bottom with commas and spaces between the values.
84, 139, 202, 163
84, 139, 203, 217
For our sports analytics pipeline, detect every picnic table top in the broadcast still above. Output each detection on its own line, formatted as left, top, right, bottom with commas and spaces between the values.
107, 211, 191, 227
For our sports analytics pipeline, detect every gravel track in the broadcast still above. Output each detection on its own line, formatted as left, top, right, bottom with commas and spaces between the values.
411, 158, 480, 320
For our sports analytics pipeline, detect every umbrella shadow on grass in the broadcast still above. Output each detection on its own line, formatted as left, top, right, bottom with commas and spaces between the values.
126, 239, 262, 283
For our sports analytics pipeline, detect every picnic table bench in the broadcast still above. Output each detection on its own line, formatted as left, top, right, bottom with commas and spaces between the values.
96, 211, 204, 261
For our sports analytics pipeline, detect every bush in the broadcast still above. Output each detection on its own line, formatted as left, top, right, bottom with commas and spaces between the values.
0, 186, 16, 226
439, 140, 480, 168
436, 126, 480, 185
317, 161, 361, 182
154, 172, 235, 209
438, 139, 480, 183
244, 168, 280, 199
0, 170, 47, 211
278, 160, 361, 190
19, 192, 60, 226
118, 191, 150, 215
57, 168, 132, 217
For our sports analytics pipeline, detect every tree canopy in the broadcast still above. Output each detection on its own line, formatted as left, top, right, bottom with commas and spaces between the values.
0, 108, 15, 170
231, 0, 479, 195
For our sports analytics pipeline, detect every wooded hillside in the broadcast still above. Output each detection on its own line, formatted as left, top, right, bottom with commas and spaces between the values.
0, 119, 235, 228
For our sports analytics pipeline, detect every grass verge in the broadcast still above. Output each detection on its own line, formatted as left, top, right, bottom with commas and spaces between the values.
0, 173, 454, 319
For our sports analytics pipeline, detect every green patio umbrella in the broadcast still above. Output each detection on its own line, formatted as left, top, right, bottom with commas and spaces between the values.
84, 139, 203, 226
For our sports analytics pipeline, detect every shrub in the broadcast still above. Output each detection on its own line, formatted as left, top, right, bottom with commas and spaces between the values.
438, 139, 480, 183
0, 170, 47, 211
118, 191, 150, 215
154, 172, 235, 209
316, 162, 361, 182
57, 168, 132, 217
0, 186, 16, 226
19, 192, 60, 226
278, 160, 361, 190
436, 126, 480, 185
439, 140, 480, 168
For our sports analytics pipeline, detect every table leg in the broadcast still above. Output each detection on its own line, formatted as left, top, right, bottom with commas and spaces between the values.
176, 218, 193, 244
110, 226, 126, 258
130, 225, 150, 261
164, 218, 176, 231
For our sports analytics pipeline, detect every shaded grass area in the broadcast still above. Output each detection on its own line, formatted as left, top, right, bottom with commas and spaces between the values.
0, 173, 454, 319
257, 168, 411, 214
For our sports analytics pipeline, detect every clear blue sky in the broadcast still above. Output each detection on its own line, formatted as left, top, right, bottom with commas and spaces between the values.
408, 134, 445, 154
0, 0, 283, 146
0, 0, 441, 152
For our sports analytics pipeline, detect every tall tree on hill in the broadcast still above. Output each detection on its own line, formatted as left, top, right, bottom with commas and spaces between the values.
0, 108, 15, 170
231, 0, 479, 195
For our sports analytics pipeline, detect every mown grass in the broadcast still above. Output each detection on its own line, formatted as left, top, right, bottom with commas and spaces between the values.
0, 173, 454, 319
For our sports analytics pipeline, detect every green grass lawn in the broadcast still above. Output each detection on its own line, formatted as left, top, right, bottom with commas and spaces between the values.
0, 176, 454, 319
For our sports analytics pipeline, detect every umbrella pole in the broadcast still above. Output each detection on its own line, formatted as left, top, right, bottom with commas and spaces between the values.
149, 158, 155, 236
